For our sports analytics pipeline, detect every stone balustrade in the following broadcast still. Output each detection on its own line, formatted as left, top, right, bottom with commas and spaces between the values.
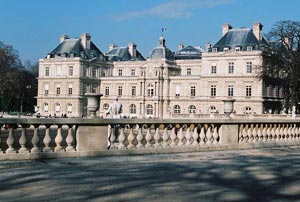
0, 117, 300, 160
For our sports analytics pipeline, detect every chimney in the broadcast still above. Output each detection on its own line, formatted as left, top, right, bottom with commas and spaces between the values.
81, 33, 91, 50
205, 43, 211, 52
253, 22, 263, 41
60, 35, 70, 43
128, 43, 137, 57
178, 44, 184, 50
222, 24, 232, 36
109, 44, 117, 51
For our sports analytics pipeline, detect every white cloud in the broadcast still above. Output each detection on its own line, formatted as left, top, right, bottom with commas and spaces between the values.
113, 0, 233, 21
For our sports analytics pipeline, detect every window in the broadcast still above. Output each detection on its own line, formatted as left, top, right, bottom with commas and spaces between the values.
118, 69, 123, 76
118, 86, 123, 96
187, 68, 191, 75
224, 47, 229, 51
190, 86, 196, 97
45, 67, 49, 76
212, 48, 218, 52
105, 86, 109, 96
68, 84, 73, 95
131, 69, 135, 76
67, 103, 72, 113
103, 103, 110, 111
209, 106, 217, 113
147, 84, 154, 97
130, 104, 136, 114
83, 66, 87, 77
44, 103, 49, 112
92, 68, 97, 77
173, 105, 181, 114
56, 85, 61, 95
228, 85, 234, 97
235, 47, 241, 51
246, 85, 252, 97
83, 83, 87, 94
44, 84, 49, 95
175, 86, 180, 97
131, 86, 136, 96
244, 107, 252, 114
228, 62, 234, 74
68, 66, 73, 76
246, 62, 252, 73
55, 103, 61, 113
188, 105, 197, 114
211, 66, 217, 74
247, 46, 253, 51
92, 83, 97, 93
146, 104, 153, 115
211, 85, 216, 97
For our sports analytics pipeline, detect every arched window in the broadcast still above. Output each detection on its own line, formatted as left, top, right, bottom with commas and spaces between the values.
44, 103, 49, 112
209, 106, 217, 114
103, 103, 110, 111
147, 84, 154, 97
67, 103, 72, 113
173, 105, 181, 114
129, 104, 136, 114
146, 104, 153, 115
55, 103, 61, 113
244, 106, 252, 114
188, 105, 197, 114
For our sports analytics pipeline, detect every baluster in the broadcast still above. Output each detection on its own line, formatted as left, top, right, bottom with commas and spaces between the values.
271, 125, 276, 142
19, 125, 28, 153
177, 128, 184, 147
242, 127, 248, 143
257, 126, 262, 142
169, 128, 177, 147
108, 125, 116, 149
54, 125, 64, 152
127, 128, 135, 149
136, 128, 144, 148
280, 125, 285, 140
284, 125, 289, 141
153, 128, 161, 148
247, 127, 253, 143
6, 126, 16, 153
262, 125, 267, 142
266, 126, 272, 142
252, 126, 257, 143
118, 128, 126, 149
276, 125, 281, 142
145, 128, 153, 148
294, 125, 299, 140
191, 127, 198, 146
206, 127, 213, 145
162, 128, 169, 148
43, 125, 52, 152
184, 127, 192, 146
31, 125, 40, 152
66, 125, 75, 151
287, 125, 292, 142
290, 124, 295, 141
213, 127, 219, 145
199, 127, 205, 145
239, 124, 243, 143
107, 125, 112, 149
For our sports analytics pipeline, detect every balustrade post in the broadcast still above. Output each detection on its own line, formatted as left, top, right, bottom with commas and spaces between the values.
127, 128, 136, 149
43, 125, 53, 152
66, 125, 75, 151
153, 128, 161, 148
54, 125, 64, 152
31, 125, 40, 153
117, 128, 126, 150
219, 124, 239, 146
136, 127, 144, 148
6, 126, 16, 153
145, 129, 153, 148
19, 125, 29, 153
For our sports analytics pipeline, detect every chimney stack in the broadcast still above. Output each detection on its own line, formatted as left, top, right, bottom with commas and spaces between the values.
178, 44, 184, 50
128, 43, 137, 57
109, 44, 117, 51
222, 24, 232, 36
60, 35, 70, 43
205, 43, 211, 52
253, 22, 263, 41
81, 33, 91, 50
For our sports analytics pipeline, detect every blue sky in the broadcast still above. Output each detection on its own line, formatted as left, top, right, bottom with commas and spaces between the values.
1, 0, 300, 63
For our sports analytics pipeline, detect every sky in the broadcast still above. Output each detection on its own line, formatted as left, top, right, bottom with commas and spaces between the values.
1, 0, 300, 63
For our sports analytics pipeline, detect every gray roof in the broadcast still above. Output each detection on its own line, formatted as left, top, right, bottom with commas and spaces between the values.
149, 37, 175, 60
48, 38, 105, 60
106, 47, 145, 61
211, 28, 269, 52
175, 46, 203, 60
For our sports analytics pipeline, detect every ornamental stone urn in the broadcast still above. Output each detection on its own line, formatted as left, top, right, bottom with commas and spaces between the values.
223, 99, 235, 117
85, 93, 103, 118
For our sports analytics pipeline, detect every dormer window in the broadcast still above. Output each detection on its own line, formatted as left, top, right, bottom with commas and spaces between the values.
235, 46, 241, 51
212, 48, 218, 52
247, 46, 253, 51
223, 47, 230, 52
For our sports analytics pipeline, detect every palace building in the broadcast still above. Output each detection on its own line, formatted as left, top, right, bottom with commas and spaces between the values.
37, 22, 283, 118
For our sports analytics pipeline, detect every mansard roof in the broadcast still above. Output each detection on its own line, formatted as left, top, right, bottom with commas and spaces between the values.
211, 28, 269, 52
149, 37, 175, 61
106, 46, 145, 61
175, 46, 204, 60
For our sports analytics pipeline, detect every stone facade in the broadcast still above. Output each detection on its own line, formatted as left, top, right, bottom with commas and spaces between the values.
37, 22, 283, 118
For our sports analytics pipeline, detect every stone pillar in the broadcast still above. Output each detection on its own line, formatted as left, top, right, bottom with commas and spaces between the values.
219, 124, 239, 146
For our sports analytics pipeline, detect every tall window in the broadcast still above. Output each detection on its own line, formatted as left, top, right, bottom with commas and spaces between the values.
175, 86, 180, 97
188, 105, 197, 114
187, 68, 191, 75
44, 84, 49, 95
131, 86, 136, 96
210, 85, 216, 97
118, 86, 123, 96
118, 69, 123, 76
68, 84, 73, 95
56, 85, 61, 95
228, 62, 234, 74
44, 103, 49, 112
211, 65, 217, 74
130, 104, 136, 114
92, 83, 97, 93
246, 85, 252, 97
246, 62, 252, 73
92, 67, 97, 77
131, 69, 135, 76
228, 85, 234, 97
173, 105, 181, 114
146, 104, 153, 115
247, 46, 253, 51
83, 66, 87, 77
67, 103, 72, 113
45, 67, 50, 76
105, 86, 109, 96
68, 66, 73, 76
55, 103, 61, 113
147, 84, 154, 97
190, 86, 196, 97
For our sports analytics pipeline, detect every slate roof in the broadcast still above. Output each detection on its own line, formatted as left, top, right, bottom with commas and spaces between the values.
48, 38, 105, 60
149, 37, 175, 60
106, 47, 145, 61
175, 46, 204, 60
211, 28, 269, 52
